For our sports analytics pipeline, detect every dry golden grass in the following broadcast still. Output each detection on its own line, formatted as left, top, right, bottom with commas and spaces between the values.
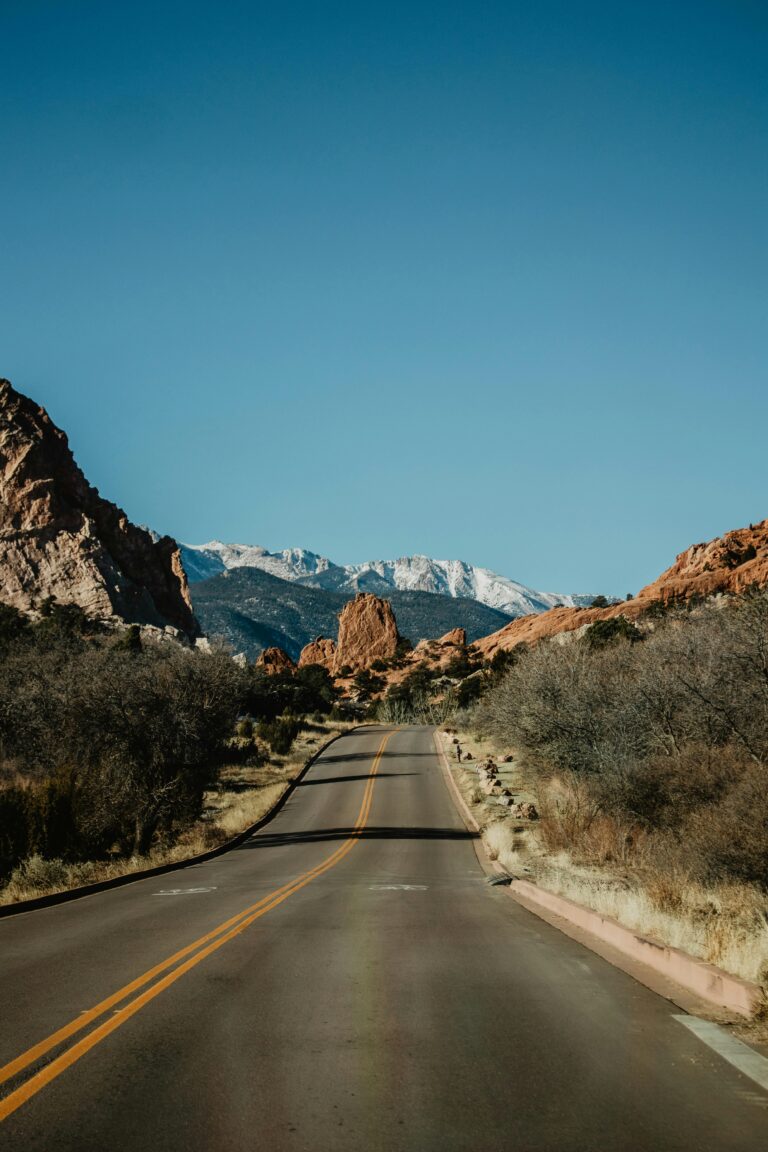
532, 856, 768, 987
438, 729, 768, 991
0, 719, 358, 907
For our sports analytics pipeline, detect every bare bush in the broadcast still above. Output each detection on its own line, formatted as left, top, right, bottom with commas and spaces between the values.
0, 630, 247, 866
472, 592, 768, 891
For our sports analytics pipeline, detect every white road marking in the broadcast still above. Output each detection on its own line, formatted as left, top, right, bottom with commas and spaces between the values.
673, 1015, 768, 1094
153, 887, 218, 896
369, 884, 428, 891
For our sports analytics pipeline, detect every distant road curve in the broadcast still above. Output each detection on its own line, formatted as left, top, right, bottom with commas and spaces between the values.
0, 725, 766, 1151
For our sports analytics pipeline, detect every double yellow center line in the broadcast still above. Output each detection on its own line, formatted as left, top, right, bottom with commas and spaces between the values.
0, 729, 393, 1123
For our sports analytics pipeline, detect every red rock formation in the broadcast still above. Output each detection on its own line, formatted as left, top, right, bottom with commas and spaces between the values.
409, 626, 469, 674
437, 627, 466, 647
637, 519, 768, 604
298, 636, 337, 671
256, 646, 297, 675
472, 604, 632, 659
473, 518, 768, 659
0, 380, 198, 637
333, 593, 400, 673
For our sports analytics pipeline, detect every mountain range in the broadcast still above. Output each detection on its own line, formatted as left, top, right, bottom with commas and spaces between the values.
188, 567, 514, 661
2, 379, 766, 675
181, 541, 596, 618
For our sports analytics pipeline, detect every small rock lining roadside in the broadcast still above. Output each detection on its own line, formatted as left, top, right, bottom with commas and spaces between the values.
442, 731, 539, 823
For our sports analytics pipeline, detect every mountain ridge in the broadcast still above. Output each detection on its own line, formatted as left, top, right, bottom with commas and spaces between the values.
181, 541, 598, 619
189, 566, 513, 661
473, 517, 768, 658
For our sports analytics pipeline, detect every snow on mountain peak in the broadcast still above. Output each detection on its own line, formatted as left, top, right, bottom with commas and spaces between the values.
180, 541, 598, 619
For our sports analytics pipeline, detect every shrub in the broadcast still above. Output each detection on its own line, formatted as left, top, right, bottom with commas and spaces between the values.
352, 669, 385, 699
257, 715, 301, 756
444, 646, 475, 679
243, 664, 336, 720
0, 602, 30, 647
471, 589, 768, 890
112, 624, 142, 654
584, 616, 642, 649
456, 675, 485, 709
0, 787, 30, 877
489, 647, 520, 677
8, 854, 70, 894
0, 636, 247, 861
681, 763, 768, 887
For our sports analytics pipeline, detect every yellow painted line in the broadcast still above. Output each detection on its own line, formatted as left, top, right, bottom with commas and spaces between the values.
0, 730, 393, 1123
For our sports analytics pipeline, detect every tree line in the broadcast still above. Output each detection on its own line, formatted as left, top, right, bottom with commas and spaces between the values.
0, 602, 337, 878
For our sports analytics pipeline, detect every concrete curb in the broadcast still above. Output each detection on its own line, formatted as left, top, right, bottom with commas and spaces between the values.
509, 880, 764, 1019
0, 725, 362, 919
434, 729, 765, 1020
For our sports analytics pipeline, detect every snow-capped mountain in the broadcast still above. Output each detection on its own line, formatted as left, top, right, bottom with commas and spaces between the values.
181, 542, 598, 619
180, 542, 334, 584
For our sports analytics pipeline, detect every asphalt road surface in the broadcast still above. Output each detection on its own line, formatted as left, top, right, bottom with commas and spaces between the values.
1, 724, 767, 1151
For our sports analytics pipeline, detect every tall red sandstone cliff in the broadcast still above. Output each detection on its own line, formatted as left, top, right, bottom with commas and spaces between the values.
0, 380, 198, 637
332, 593, 400, 673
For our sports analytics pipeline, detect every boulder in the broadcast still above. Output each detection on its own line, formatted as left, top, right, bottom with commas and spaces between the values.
298, 636, 337, 672
510, 802, 539, 820
256, 647, 296, 676
437, 627, 467, 647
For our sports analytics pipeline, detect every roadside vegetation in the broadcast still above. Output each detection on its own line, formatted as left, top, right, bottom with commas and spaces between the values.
371, 642, 488, 724
0, 601, 351, 905
448, 592, 768, 990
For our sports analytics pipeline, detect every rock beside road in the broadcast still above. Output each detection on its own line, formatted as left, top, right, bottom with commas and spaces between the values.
510, 802, 539, 820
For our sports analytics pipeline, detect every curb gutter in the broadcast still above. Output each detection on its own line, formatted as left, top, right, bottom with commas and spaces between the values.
433, 730, 765, 1020
510, 880, 763, 1019
0, 725, 361, 919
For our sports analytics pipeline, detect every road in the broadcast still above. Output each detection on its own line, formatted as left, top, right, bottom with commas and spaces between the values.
0, 724, 767, 1151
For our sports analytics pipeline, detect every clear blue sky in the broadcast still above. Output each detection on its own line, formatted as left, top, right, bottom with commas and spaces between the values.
2, 1, 766, 596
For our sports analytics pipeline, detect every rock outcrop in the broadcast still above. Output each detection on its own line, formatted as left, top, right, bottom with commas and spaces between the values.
333, 593, 400, 673
0, 380, 198, 638
637, 519, 768, 604
256, 646, 297, 675
298, 636, 337, 671
436, 627, 466, 647
409, 625, 469, 674
473, 519, 768, 659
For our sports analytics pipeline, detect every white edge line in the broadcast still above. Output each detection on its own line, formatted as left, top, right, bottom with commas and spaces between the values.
673, 1015, 768, 1093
